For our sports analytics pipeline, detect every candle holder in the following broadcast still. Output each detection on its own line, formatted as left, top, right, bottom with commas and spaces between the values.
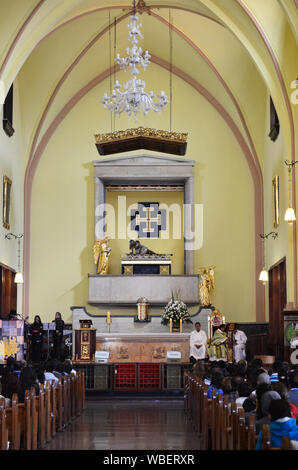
106, 311, 111, 333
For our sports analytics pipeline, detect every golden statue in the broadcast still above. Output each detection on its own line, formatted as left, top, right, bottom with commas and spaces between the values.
198, 266, 215, 306
93, 236, 111, 275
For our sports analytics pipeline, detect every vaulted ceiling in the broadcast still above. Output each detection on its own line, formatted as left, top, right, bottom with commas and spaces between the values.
0, 0, 297, 172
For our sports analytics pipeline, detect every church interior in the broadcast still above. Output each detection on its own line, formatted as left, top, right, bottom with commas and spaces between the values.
0, 0, 298, 453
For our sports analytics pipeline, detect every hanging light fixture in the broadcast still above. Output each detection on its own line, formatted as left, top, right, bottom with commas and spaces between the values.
259, 232, 278, 284
284, 160, 298, 224
101, 0, 168, 121
4, 232, 24, 283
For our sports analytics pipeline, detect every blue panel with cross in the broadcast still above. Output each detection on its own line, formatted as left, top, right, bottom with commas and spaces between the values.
131, 202, 167, 238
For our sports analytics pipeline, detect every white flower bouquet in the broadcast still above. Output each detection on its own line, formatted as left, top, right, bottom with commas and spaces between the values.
161, 293, 193, 326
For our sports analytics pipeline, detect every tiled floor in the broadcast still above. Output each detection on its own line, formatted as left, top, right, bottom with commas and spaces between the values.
44, 398, 201, 450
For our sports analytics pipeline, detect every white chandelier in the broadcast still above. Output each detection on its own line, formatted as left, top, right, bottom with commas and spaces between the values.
102, 5, 168, 121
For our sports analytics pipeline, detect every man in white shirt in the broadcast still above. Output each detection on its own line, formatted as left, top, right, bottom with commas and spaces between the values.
233, 327, 247, 363
189, 322, 207, 364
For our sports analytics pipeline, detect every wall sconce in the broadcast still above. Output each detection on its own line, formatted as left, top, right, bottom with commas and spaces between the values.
284, 160, 298, 224
259, 232, 278, 284
4, 232, 24, 283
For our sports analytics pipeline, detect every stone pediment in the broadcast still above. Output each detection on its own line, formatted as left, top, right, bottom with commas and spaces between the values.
93, 154, 194, 167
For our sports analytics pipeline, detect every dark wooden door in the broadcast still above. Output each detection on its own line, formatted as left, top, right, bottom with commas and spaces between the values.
268, 257, 287, 359
0, 263, 17, 317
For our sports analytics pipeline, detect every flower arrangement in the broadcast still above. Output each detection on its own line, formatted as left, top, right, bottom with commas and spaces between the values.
161, 291, 193, 325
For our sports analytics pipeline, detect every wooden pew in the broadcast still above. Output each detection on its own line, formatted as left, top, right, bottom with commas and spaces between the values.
57, 377, 63, 431
184, 370, 297, 451
44, 381, 52, 443
50, 380, 57, 438
0, 370, 85, 450
5, 394, 19, 450
262, 424, 292, 450
184, 371, 258, 451
0, 397, 8, 450
15, 390, 32, 450
31, 388, 38, 450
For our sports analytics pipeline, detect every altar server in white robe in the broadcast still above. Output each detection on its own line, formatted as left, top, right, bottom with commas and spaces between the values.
233, 327, 247, 363
189, 322, 207, 364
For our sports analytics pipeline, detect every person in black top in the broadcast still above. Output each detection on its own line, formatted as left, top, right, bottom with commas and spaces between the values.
30, 315, 43, 362
52, 312, 64, 360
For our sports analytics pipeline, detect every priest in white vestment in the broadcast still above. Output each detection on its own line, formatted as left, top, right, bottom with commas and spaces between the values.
233, 327, 247, 363
189, 322, 207, 364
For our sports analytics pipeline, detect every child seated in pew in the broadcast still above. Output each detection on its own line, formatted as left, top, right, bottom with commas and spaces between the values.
256, 399, 298, 449
207, 371, 224, 398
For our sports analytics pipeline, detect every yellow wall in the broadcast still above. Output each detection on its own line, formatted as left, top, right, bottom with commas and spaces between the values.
29, 67, 255, 323
0, 79, 25, 315
262, 93, 293, 319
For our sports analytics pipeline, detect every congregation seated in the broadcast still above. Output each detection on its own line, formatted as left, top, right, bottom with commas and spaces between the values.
256, 399, 298, 450
187, 354, 298, 450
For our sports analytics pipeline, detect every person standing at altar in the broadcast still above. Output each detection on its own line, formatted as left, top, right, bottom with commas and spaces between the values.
207, 324, 228, 362
189, 322, 207, 364
52, 312, 64, 360
233, 326, 247, 363
30, 315, 44, 362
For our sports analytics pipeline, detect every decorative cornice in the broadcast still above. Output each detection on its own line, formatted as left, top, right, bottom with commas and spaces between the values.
95, 127, 188, 144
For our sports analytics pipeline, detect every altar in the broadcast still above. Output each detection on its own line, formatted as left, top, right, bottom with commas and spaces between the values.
95, 332, 190, 363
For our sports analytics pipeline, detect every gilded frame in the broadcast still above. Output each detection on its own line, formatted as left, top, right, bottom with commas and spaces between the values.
272, 176, 279, 228
2, 175, 12, 229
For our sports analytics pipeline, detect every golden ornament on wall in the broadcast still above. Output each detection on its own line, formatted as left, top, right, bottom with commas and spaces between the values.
198, 266, 215, 306
93, 236, 111, 274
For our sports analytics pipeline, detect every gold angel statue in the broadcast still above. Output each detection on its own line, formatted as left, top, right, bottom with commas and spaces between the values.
198, 266, 215, 306
93, 236, 111, 275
